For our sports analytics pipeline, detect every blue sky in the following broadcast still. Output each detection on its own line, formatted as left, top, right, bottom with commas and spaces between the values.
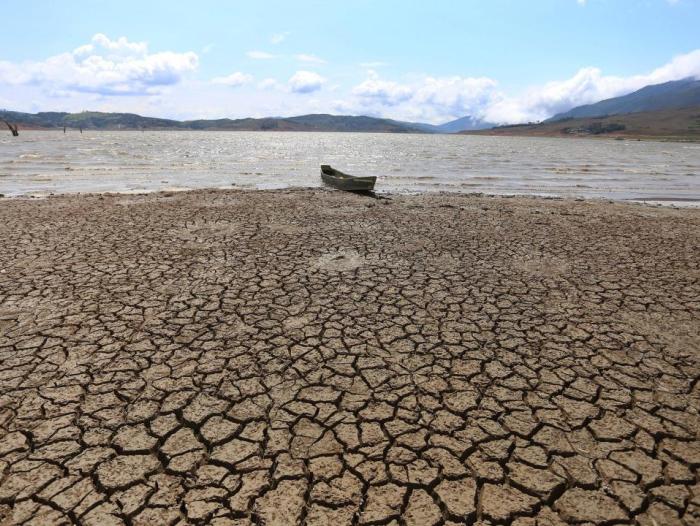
0, 0, 699, 123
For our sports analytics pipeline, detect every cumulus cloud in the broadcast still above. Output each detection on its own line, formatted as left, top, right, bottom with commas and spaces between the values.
482, 48, 700, 123
211, 72, 253, 87
412, 76, 499, 114
345, 48, 700, 124
351, 71, 498, 121
295, 54, 326, 64
288, 70, 325, 94
0, 33, 198, 96
353, 77, 413, 106
483, 67, 620, 123
246, 50, 277, 60
2, 34, 698, 126
644, 48, 700, 82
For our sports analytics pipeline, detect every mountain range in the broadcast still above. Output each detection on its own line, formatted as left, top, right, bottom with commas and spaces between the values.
389, 116, 496, 133
463, 78, 700, 141
547, 78, 700, 121
0, 110, 493, 134
464, 106, 700, 141
2, 78, 700, 137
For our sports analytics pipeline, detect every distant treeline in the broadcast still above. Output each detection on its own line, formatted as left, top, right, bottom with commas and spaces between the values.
563, 122, 626, 135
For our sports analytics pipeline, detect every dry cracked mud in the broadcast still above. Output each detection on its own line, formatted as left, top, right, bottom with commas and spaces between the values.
0, 188, 699, 525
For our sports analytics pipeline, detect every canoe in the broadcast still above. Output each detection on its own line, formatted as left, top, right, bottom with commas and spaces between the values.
320, 165, 377, 192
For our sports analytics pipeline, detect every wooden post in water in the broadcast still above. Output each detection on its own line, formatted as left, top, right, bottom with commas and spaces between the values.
2, 120, 19, 136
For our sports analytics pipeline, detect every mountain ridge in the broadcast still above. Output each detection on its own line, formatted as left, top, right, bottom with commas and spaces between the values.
0, 111, 428, 133
547, 78, 700, 122
5, 78, 699, 135
388, 115, 495, 133
0, 110, 490, 134
462, 106, 700, 141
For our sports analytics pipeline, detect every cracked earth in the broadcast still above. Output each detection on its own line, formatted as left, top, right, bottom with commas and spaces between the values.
0, 188, 699, 525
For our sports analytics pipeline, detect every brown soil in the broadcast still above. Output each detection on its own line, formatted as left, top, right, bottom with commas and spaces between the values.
0, 188, 699, 525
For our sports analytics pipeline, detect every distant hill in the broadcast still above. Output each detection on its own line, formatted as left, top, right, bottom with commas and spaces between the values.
0, 110, 431, 133
435, 116, 496, 132
0, 109, 503, 134
548, 78, 700, 121
284, 114, 420, 132
0, 110, 182, 130
463, 106, 700, 141
390, 115, 494, 133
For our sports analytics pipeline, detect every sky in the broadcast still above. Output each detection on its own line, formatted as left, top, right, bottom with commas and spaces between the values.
0, 0, 699, 124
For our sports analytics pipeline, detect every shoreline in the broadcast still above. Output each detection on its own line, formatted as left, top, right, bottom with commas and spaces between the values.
463, 130, 700, 143
2, 185, 700, 209
3, 133, 697, 203
6, 127, 700, 143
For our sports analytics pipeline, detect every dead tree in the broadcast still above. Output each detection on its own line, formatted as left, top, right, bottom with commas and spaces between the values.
2, 120, 19, 136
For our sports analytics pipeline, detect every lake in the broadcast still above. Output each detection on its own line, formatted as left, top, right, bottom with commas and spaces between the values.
1, 131, 698, 203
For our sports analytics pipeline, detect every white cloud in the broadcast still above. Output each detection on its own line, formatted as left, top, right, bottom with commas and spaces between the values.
412, 76, 499, 114
644, 48, 700, 82
2, 35, 698, 127
271, 48, 700, 123
74, 33, 148, 56
482, 48, 700, 123
0, 33, 198, 96
270, 32, 290, 45
246, 50, 277, 60
211, 72, 253, 87
295, 54, 326, 64
483, 67, 618, 123
343, 48, 700, 124
350, 72, 498, 121
288, 70, 325, 94
352, 75, 413, 106
577, 0, 586, 5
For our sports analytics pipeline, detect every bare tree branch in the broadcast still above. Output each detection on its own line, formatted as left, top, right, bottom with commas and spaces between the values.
2, 119, 19, 136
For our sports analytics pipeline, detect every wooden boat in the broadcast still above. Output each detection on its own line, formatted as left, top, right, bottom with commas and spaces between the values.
320, 165, 376, 192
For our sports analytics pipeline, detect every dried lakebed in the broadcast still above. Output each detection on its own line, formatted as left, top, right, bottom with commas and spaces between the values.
0, 188, 699, 525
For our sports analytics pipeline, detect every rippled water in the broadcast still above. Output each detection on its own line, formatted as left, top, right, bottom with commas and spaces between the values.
1, 131, 698, 202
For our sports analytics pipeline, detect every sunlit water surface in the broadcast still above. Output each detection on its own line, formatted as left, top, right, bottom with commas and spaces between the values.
1, 131, 698, 203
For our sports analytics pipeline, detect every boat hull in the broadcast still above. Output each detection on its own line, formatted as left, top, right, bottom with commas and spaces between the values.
320, 165, 376, 191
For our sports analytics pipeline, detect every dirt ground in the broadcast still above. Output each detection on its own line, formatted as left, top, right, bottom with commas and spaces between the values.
0, 188, 699, 525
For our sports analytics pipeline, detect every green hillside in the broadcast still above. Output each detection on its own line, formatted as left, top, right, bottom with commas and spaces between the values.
0, 110, 428, 133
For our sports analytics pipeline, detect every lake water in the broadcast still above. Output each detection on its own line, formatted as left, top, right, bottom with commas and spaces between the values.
1, 131, 698, 203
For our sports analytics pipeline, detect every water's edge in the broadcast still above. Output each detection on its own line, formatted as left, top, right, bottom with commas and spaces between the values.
1, 131, 698, 203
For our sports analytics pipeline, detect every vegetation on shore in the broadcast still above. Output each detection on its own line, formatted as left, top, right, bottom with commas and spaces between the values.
462, 106, 700, 142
